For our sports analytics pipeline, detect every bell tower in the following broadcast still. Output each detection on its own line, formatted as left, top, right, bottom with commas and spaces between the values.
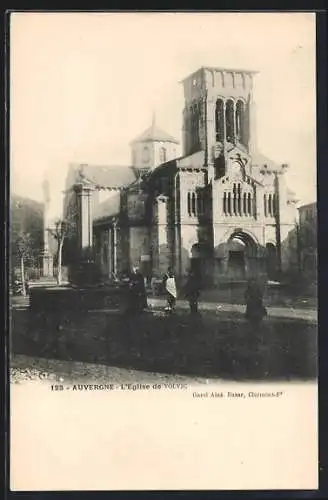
181, 66, 258, 164
130, 112, 179, 172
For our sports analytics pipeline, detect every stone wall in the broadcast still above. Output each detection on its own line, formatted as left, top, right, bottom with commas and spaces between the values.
129, 226, 151, 269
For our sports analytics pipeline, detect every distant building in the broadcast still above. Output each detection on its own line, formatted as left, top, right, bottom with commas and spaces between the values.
298, 202, 317, 279
64, 66, 299, 285
10, 194, 44, 277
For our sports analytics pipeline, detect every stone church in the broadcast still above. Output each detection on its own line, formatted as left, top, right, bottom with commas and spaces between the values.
64, 66, 298, 285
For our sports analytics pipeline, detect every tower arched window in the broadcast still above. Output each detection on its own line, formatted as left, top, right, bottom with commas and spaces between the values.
236, 100, 245, 144
159, 147, 167, 164
223, 192, 227, 214
215, 99, 224, 143
191, 192, 196, 216
237, 184, 242, 214
233, 183, 237, 215
187, 192, 191, 216
268, 194, 273, 216
225, 99, 235, 143
142, 146, 150, 164
264, 194, 268, 217
247, 193, 252, 215
243, 193, 247, 215
189, 103, 200, 153
273, 194, 277, 216
227, 192, 232, 215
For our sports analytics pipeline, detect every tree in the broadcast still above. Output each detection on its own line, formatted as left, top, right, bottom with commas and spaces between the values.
11, 195, 43, 289
47, 215, 76, 285
14, 231, 34, 295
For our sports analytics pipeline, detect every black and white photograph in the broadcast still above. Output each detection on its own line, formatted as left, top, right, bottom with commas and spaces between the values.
9, 11, 317, 491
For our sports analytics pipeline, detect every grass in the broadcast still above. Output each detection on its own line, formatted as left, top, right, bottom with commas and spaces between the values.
10, 304, 317, 382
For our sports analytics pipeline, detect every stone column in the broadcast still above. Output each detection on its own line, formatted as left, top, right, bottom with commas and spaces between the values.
41, 179, 53, 278
74, 183, 94, 262
156, 195, 170, 275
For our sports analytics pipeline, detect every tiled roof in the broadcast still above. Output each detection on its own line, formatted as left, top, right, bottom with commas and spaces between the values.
251, 151, 280, 170
69, 163, 139, 190
130, 115, 179, 145
93, 192, 121, 222
298, 201, 316, 210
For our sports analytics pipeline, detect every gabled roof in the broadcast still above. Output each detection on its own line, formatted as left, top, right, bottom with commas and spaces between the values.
93, 192, 121, 222
68, 163, 139, 190
130, 114, 179, 145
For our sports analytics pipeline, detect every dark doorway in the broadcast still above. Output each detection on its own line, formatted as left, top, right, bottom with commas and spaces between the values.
266, 243, 277, 280
190, 242, 213, 288
228, 251, 245, 280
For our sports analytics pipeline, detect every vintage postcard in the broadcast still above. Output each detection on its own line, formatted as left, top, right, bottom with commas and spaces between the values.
9, 11, 318, 491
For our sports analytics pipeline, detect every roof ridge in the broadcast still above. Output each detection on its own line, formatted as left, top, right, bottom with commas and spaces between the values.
130, 122, 179, 145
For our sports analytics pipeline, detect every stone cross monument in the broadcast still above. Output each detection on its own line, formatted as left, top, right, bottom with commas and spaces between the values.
41, 176, 54, 278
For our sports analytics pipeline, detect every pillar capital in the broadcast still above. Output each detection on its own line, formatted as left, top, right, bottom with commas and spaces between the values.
74, 182, 94, 195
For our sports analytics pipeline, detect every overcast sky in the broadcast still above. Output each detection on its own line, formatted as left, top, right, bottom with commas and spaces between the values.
10, 12, 316, 218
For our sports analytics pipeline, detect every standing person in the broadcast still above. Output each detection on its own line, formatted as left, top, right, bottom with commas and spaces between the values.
128, 266, 148, 314
185, 269, 201, 314
244, 278, 267, 325
163, 268, 177, 313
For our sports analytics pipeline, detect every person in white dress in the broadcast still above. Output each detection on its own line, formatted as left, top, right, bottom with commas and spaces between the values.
163, 268, 177, 313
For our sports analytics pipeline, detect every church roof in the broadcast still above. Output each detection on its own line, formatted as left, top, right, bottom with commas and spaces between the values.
69, 163, 139, 190
180, 66, 259, 83
251, 151, 281, 171
93, 192, 121, 222
130, 114, 179, 145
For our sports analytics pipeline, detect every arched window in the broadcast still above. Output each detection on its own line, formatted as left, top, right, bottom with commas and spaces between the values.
215, 99, 224, 143
268, 194, 272, 216
191, 192, 196, 216
142, 146, 150, 164
225, 99, 235, 143
243, 193, 247, 215
233, 183, 237, 215
237, 184, 242, 214
159, 147, 167, 164
273, 194, 277, 216
190, 104, 200, 152
223, 192, 227, 214
194, 103, 200, 150
236, 100, 245, 144
187, 192, 191, 216
247, 193, 252, 215
227, 192, 232, 215
264, 194, 267, 217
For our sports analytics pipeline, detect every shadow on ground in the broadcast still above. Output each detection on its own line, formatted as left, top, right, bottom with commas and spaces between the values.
11, 307, 317, 382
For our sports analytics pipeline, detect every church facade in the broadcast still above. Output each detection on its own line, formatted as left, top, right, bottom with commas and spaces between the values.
64, 66, 298, 285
